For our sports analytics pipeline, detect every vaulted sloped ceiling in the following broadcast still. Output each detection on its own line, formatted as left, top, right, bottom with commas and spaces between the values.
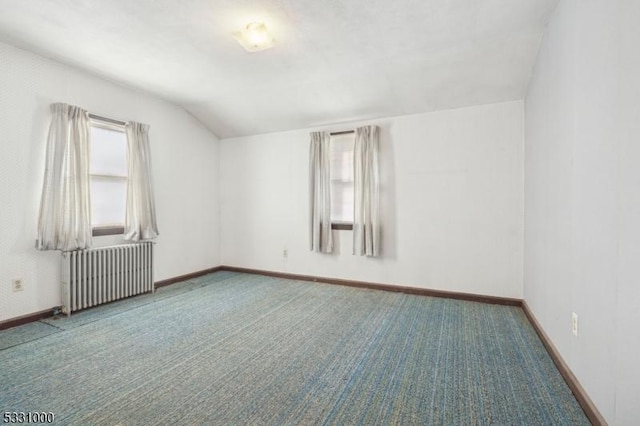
0, 0, 559, 138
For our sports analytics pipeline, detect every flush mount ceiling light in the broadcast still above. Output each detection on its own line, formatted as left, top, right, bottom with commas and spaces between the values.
233, 22, 274, 52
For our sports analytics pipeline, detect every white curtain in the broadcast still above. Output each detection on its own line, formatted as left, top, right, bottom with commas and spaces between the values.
36, 103, 92, 251
353, 125, 380, 256
124, 122, 159, 241
309, 131, 333, 253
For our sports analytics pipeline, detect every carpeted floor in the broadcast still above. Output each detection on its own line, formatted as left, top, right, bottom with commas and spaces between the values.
0, 272, 589, 425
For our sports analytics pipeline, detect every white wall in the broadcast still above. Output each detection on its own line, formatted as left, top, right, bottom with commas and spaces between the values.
524, 0, 640, 424
0, 42, 221, 322
220, 101, 524, 298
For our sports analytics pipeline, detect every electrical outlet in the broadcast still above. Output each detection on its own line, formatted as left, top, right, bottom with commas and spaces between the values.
283, 249, 288, 258
12, 278, 24, 292
571, 312, 579, 336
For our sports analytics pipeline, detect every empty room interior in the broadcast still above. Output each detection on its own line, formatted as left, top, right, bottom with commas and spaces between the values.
0, 0, 638, 425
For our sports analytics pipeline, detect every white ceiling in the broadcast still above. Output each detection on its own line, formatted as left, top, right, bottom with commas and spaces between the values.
0, 0, 559, 138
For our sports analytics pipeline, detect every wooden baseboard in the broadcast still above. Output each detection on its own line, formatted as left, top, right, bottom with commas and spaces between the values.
154, 266, 224, 289
0, 308, 56, 331
219, 266, 522, 306
521, 301, 607, 426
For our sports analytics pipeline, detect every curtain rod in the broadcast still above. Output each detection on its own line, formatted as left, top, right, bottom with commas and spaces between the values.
89, 113, 127, 126
330, 130, 355, 135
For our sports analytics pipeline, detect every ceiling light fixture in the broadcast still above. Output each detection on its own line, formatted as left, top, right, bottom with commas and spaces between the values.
233, 22, 274, 53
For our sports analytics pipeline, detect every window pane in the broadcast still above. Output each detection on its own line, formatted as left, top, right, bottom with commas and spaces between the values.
332, 182, 354, 223
331, 136, 354, 182
91, 177, 126, 227
90, 126, 127, 177
330, 133, 355, 223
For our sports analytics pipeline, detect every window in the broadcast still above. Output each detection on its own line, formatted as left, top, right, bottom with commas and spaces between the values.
89, 119, 128, 236
330, 132, 355, 230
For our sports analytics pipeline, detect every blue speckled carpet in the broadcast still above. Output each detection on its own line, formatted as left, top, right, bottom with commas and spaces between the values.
0, 272, 589, 425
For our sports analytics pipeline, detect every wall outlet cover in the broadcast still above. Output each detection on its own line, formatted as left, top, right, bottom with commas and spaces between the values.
12, 278, 24, 292
571, 312, 579, 336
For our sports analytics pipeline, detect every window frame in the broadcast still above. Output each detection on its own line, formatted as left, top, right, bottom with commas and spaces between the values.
329, 131, 355, 231
89, 117, 128, 237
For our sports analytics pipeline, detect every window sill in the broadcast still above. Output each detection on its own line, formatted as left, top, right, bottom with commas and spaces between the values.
331, 222, 353, 231
92, 226, 125, 237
